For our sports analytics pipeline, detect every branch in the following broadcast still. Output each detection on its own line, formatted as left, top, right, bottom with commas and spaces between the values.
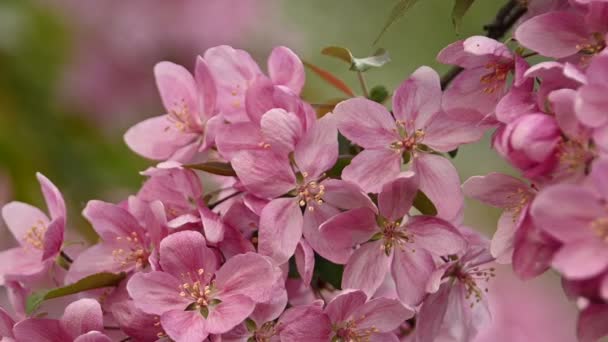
440, 0, 528, 89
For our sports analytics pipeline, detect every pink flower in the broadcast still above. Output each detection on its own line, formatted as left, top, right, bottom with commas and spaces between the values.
437, 36, 516, 118
13, 298, 110, 342
0, 173, 66, 285
514, 5, 607, 60
463, 173, 559, 278
334, 66, 483, 222
204, 45, 304, 123
66, 200, 162, 282
320, 174, 466, 306
324, 290, 414, 341
124, 56, 220, 162
493, 113, 562, 180
416, 228, 494, 342
127, 231, 280, 342
574, 52, 608, 153
531, 158, 608, 280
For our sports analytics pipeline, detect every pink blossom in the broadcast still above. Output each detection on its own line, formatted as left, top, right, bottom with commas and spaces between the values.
13, 298, 110, 342
437, 36, 516, 118
0, 173, 66, 285
531, 158, 608, 280
320, 174, 466, 306
334, 66, 483, 222
324, 290, 413, 341
124, 57, 220, 163
514, 4, 607, 60
127, 231, 281, 342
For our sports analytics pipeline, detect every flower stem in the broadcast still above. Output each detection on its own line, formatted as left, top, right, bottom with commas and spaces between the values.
357, 71, 370, 98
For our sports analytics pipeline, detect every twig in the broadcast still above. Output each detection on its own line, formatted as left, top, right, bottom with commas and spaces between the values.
440, 0, 528, 89
60, 250, 73, 263
357, 71, 370, 98
208, 191, 242, 209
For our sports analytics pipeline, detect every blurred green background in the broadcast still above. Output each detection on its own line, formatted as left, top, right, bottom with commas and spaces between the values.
0, 0, 581, 339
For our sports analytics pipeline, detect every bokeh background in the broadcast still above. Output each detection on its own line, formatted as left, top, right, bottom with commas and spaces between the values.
0, 0, 579, 340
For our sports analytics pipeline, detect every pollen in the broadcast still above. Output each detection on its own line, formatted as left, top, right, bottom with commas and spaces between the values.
480, 61, 512, 93
167, 98, 194, 132
24, 220, 47, 250
576, 33, 606, 57
390, 128, 425, 153
297, 176, 326, 211
452, 265, 495, 307
112, 231, 149, 269
178, 269, 214, 309
334, 318, 380, 342
379, 221, 415, 256
591, 217, 608, 243
505, 188, 531, 222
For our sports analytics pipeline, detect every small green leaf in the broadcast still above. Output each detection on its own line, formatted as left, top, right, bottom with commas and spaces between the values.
413, 190, 437, 216
452, 0, 476, 32
303, 61, 356, 97
322, 46, 391, 72
186, 162, 236, 177
374, 0, 422, 45
26, 272, 125, 315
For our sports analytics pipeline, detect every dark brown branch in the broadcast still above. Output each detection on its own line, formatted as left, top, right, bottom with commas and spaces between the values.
440, 0, 528, 89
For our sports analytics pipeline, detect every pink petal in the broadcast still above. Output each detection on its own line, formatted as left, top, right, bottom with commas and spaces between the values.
302, 203, 347, 264
214, 121, 263, 161
61, 298, 103, 339
258, 198, 303, 265
194, 56, 218, 120
321, 179, 376, 211
268, 46, 305, 94
342, 149, 402, 194
65, 243, 127, 283
407, 216, 466, 255
392, 66, 442, 129
154, 61, 199, 126
512, 217, 558, 280
552, 240, 608, 279
342, 241, 390, 298
199, 207, 225, 244
514, 11, 588, 58
204, 46, 261, 123
415, 284, 450, 342
159, 231, 218, 281
1, 201, 49, 247
245, 76, 305, 125
0, 307, 14, 338
353, 297, 414, 332
278, 304, 332, 342
294, 114, 339, 179
13, 319, 70, 342
531, 184, 602, 242
206, 294, 255, 334
260, 108, 303, 154
110, 301, 162, 341
73, 331, 112, 342
127, 271, 188, 315
577, 304, 608, 342
462, 173, 530, 208
495, 81, 536, 123
124, 115, 198, 161
437, 36, 512, 68
214, 252, 278, 303
36, 173, 65, 221
491, 210, 520, 263
378, 173, 418, 221
319, 207, 378, 252
324, 290, 367, 324
42, 218, 64, 261
0, 247, 46, 285
413, 153, 464, 224
422, 109, 487, 152
549, 89, 590, 141
82, 200, 144, 241
590, 158, 608, 198
295, 239, 315, 286
333, 98, 397, 149
441, 67, 505, 116
250, 287, 288, 326
392, 248, 436, 306
231, 150, 295, 199
576, 84, 608, 128
161, 309, 208, 342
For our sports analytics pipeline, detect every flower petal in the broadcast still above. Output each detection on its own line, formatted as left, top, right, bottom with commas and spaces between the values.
552, 240, 608, 279
214, 252, 279, 303
61, 298, 103, 339
407, 216, 466, 255
577, 304, 608, 342
36, 172, 65, 221
1, 201, 49, 247
319, 207, 378, 252
260, 108, 303, 155
73, 331, 112, 342
82, 200, 144, 241
278, 304, 332, 342
294, 114, 339, 179
392, 66, 442, 129
268, 46, 305, 94
127, 271, 189, 315
206, 294, 255, 334
295, 239, 315, 287
215, 121, 264, 160
65, 243, 127, 283
353, 297, 414, 332
159, 231, 218, 282
324, 290, 367, 324
231, 150, 295, 199
342, 241, 390, 298
392, 248, 436, 306
463, 173, 530, 208
194, 56, 217, 120
13, 319, 70, 342
378, 173, 418, 221
161, 309, 208, 342
334, 98, 397, 149
124, 115, 198, 161
342, 149, 402, 194
258, 199, 303, 265
42, 218, 64, 261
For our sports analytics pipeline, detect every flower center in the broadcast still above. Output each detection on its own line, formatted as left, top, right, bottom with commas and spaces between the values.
591, 217, 608, 243
556, 140, 593, 177
379, 220, 415, 255
296, 172, 326, 211
167, 99, 198, 132
451, 264, 495, 307
24, 220, 47, 250
254, 322, 278, 342
505, 188, 531, 221
179, 269, 214, 310
112, 232, 150, 269
333, 319, 379, 342
577, 32, 606, 56
480, 61, 512, 93
390, 127, 425, 153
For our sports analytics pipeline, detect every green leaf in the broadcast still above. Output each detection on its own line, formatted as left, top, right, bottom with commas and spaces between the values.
413, 190, 437, 216
322, 46, 391, 72
452, 0, 476, 32
186, 162, 236, 177
303, 61, 356, 97
26, 272, 126, 315
374, 0, 422, 45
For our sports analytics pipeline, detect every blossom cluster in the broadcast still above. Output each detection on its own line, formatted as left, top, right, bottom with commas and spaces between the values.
0, 1, 606, 341
440, 0, 608, 340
